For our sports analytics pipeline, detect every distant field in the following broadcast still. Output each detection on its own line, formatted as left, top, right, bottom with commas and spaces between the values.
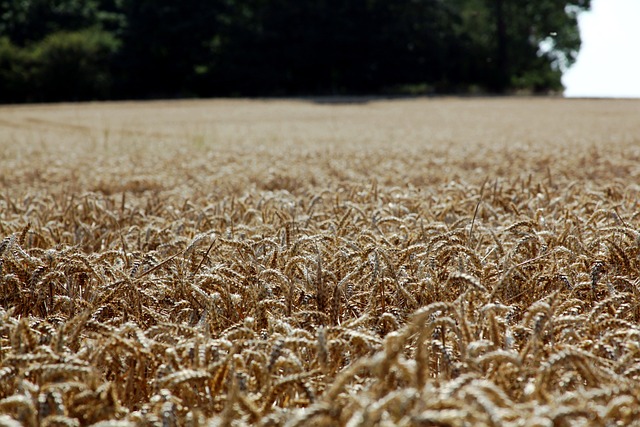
2, 98, 640, 426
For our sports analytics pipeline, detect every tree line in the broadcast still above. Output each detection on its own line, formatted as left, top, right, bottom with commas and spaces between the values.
0, 0, 591, 103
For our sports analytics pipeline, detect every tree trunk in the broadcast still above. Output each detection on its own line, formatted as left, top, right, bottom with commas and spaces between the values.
494, 0, 508, 92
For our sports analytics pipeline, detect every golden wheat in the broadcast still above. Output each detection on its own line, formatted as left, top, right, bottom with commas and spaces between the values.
1, 98, 640, 425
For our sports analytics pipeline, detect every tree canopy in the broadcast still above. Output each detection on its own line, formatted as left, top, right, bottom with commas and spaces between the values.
0, 0, 591, 102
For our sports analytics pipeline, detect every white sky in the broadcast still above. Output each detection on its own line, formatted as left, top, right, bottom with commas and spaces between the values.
562, 0, 640, 98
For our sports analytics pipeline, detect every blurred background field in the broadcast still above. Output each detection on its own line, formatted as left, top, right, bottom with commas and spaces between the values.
2, 97, 640, 196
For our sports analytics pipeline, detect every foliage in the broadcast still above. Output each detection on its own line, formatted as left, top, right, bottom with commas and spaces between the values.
0, 0, 104, 45
113, 0, 223, 98
0, 37, 32, 102
207, 0, 466, 95
30, 28, 120, 101
452, 0, 589, 92
0, 0, 591, 101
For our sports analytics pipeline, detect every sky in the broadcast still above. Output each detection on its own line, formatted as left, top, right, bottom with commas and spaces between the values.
562, 0, 640, 98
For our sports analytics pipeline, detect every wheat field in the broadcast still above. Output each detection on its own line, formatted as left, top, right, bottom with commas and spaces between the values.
1, 97, 640, 426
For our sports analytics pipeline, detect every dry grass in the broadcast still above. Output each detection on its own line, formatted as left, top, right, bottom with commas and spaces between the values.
1, 97, 640, 426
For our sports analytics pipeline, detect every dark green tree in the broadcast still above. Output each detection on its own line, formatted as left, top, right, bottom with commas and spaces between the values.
0, 0, 592, 101
31, 28, 120, 101
0, 0, 125, 102
0, 36, 31, 102
454, 0, 591, 92
0, 0, 103, 45
209, 0, 466, 95
115, 0, 223, 98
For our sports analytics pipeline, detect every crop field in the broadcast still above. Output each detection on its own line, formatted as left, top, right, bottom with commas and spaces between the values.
1, 97, 640, 426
